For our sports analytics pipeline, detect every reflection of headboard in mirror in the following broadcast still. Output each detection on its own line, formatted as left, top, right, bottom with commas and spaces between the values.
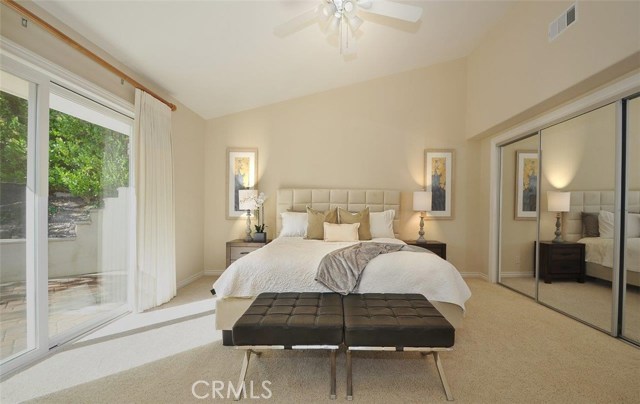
276, 189, 401, 237
564, 190, 640, 242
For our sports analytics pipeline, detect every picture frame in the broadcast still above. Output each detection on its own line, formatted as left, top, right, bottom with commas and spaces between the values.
226, 148, 258, 219
424, 149, 454, 219
515, 150, 538, 220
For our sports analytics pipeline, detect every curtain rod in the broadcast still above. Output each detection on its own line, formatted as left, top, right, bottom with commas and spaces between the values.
1, 0, 177, 112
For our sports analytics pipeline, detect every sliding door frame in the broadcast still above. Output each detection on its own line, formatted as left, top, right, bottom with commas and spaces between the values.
1, 41, 136, 377
0, 54, 51, 376
489, 72, 640, 339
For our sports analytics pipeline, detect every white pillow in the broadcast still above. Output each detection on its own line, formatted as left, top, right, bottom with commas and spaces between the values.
598, 210, 615, 239
627, 213, 640, 238
370, 210, 396, 239
279, 212, 308, 237
323, 223, 360, 242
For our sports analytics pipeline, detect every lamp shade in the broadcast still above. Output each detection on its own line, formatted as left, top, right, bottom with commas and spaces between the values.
413, 191, 432, 212
547, 191, 570, 212
238, 189, 258, 210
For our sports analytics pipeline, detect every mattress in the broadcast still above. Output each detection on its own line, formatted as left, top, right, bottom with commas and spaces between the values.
578, 237, 640, 272
213, 237, 471, 308
213, 237, 472, 329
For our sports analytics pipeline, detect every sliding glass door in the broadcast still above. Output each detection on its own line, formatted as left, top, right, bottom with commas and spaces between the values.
0, 70, 37, 362
47, 85, 132, 344
1, 56, 134, 374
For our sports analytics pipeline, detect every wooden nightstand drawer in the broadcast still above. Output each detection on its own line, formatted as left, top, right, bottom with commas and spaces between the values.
550, 248, 581, 261
553, 261, 581, 273
536, 241, 585, 283
229, 246, 260, 260
226, 239, 269, 268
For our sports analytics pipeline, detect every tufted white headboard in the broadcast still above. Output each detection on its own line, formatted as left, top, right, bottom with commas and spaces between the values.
276, 189, 401, 236
564, 190, 640, 242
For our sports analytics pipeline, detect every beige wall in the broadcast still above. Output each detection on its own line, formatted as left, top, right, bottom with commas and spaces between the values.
1, 1, 206, 285
204, 58, 482, 274
466, 0, 640, 139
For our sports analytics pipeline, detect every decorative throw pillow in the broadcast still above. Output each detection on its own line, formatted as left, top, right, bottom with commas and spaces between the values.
323, 223, 360, 242
627, 213, 640, 238
581, 212, 600, 238
305, 207, 338, 240
598, 210, 615, 239
370, 210, 396, 239
338, 207, 372, 240
279, 212, 308, 237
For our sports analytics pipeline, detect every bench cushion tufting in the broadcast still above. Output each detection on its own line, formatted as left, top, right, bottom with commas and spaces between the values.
233, 292, 343, 346
343, 293, 454, 348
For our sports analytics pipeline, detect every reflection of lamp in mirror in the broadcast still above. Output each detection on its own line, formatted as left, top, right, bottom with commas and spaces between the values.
239, 189, 258, 242
413, 190, 432, 243
547, 191, 570, 243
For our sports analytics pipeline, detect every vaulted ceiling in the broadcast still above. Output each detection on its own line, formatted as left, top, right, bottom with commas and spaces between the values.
36, 1, 510, 119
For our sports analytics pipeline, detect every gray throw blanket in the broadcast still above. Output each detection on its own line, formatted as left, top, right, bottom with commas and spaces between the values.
315, 243, 431, 295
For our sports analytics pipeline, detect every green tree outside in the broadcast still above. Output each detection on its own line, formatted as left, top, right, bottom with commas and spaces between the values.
0, 91, 130, 205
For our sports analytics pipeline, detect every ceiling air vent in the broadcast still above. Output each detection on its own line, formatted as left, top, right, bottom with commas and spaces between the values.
548, 3, 577, 42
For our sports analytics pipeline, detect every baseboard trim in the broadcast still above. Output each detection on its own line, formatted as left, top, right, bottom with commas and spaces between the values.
204, 269, 225, 276
500, 272, 534, 278
177, 272, 203, 289
460, 272, 489, 281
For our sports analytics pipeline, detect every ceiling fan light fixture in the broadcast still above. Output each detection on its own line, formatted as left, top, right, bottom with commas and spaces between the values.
343, 1, 355, 14
322, 3, 336, 18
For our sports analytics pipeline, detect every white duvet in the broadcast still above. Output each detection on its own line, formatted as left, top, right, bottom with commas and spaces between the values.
578, 237, 640, 272
213, 237, 472, 311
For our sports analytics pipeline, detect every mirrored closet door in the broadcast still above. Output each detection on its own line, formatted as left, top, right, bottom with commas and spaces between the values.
538, 103, 617, 332
498, 134, 539, 298
623, 96, 639, 344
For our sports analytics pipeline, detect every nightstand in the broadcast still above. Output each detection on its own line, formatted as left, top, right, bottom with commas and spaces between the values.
403, 240, 446, 260
536, 241, 585, 284
226, 239, 269, 268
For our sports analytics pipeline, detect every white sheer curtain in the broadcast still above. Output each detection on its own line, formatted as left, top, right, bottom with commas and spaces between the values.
134, 89, 176, 311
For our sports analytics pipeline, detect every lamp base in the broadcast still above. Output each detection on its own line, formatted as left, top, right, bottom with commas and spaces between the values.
244, 210, 253, 242
552, 213, 564, 243
416, 214, 426, 244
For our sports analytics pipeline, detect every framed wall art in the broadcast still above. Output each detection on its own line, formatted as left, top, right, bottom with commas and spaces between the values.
226, 148, 258, 219
515, 150, 538, 220
425, 149, 454, 219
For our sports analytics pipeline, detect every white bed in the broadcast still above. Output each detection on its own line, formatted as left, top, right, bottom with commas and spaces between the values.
564, 191, 640, 286
213, 189, 472, 336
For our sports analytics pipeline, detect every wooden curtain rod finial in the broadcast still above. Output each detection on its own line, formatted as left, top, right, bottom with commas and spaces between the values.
2, 0, 177, 112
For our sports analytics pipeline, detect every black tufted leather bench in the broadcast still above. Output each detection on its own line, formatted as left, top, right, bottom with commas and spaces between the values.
343, 293, 455, 401
232, 292, 343, 400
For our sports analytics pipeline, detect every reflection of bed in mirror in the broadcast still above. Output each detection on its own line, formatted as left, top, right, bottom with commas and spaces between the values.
213, 189, 472, 344
564, 190, 640, 286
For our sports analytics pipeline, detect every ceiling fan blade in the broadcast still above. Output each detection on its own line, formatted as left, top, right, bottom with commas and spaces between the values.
358, 0, 423, 23
274, 6, 321, 37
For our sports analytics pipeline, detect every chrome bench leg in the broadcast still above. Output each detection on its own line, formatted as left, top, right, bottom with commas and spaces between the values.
330, 349, 337, 399
234, 350, 252, 401
432, 352, 454, 401
346, 350, 353, 400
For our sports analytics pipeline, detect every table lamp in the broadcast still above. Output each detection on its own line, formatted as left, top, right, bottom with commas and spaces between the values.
239, 189, 258, 242
547, 191, 570, 243
413, 190, 432, 243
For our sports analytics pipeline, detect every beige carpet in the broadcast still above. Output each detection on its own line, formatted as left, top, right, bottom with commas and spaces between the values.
9, 279, 636, 403
502, 276, 640, 340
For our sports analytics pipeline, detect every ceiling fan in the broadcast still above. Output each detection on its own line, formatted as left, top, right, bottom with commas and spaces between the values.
274, 0, 423, 55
